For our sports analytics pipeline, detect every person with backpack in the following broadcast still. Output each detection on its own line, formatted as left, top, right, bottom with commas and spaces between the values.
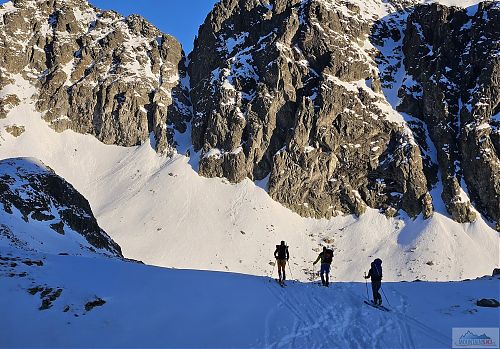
274, 241, 289, 285
313, 246, 334, 287
365, 258, 383, 305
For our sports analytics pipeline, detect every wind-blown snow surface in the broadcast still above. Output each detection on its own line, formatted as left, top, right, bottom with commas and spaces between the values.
0, 75, 498, 282
1, 246, 498, 348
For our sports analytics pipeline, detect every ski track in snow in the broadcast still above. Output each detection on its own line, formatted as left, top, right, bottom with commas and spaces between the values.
6, 246, 493, 349
265, 281, 409, 349
260, 279, 463, 349
7, 237, 488, 349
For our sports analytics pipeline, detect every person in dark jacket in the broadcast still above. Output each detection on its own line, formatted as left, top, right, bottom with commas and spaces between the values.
274, 241, 289, 285
313, 246, 334, 287
365, 258, 383, 305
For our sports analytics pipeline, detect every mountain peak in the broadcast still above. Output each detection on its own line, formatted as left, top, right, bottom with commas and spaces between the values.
0, 0, 192, 154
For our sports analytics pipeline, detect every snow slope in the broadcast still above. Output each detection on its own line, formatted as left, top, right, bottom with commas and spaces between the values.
0, 75, 498, 282
1, 245, 498, 348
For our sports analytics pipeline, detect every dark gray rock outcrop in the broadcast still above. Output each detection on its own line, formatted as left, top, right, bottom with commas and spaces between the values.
189, 0, 433, 219
0, 0, 192, 154
0, 0, 497, 225
401, 2, 499, 224
0, 157, 122, 256
189, 0, 498, 223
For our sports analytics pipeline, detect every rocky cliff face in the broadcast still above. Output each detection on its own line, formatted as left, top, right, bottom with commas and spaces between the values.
188, 0, 499, 226
189, 0, 431, 219
400, 2, 499, 224
0, 0, 497, 227
0, 157, 122, 257
0, 0, 192, 154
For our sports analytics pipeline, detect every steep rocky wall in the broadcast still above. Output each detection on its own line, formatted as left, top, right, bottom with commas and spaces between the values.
0, 0, 497, 227
189, 0, 432, 219
401, 2, 499, 224
189, 0, 498, 226
0, 0, 192, 154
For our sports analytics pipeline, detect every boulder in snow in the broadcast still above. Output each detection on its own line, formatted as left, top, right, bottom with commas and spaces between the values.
476, 298, 500, 308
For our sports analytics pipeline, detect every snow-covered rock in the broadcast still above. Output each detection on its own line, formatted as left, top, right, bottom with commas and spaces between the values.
0, 33, 497, 284
0, 0, 192, 154
0, 157, 122, 257
400, 1, 500, 224
188, 0, 499, 226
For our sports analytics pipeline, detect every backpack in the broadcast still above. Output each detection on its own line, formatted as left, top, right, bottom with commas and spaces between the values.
276, 245, 288, 259
322, 249, 333, 264
372, 259, 382, 278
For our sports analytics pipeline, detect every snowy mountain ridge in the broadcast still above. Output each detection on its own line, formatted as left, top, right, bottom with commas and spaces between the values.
0, 0, 498, 225
0, 0, 498, 347
0, 0, 192, 154
0, 0, 498, 281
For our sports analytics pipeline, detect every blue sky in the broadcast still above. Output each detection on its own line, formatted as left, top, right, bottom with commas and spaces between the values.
89, 1, 218, 53
0, 0, 218, 53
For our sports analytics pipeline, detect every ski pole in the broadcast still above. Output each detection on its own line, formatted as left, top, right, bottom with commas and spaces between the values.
381, 286, 391, 307
287, 260, 293, 279
364, 272, 369, 300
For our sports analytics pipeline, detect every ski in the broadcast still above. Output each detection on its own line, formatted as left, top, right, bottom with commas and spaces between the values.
364, 300, 390, 312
